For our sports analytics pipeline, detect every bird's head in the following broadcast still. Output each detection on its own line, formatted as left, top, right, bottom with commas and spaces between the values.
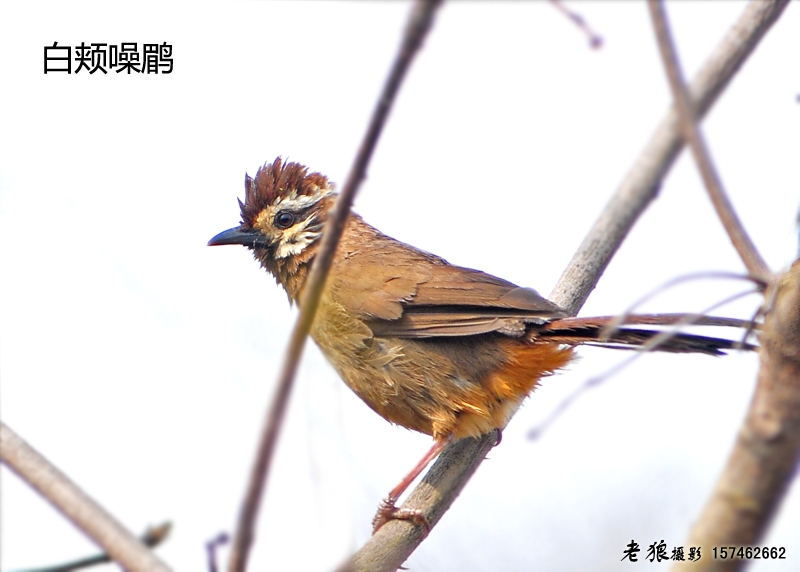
208, 157, 336, 290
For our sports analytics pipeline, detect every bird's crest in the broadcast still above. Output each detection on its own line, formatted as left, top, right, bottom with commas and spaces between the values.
239, 157, 331, 227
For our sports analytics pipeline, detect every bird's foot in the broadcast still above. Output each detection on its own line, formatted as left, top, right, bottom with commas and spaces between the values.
372, 496, 431, 535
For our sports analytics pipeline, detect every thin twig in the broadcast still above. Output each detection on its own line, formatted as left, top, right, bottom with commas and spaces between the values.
549, 0, 603, 49
674, 260, 800, 572
550, 0, 788, 316
8, 523, 171, 572
207, 533, 230, 572
528, 287, 761, 441
647, 0, 772, 284
0, 422, 172, 572
596, 270, 766, 341
225, 2, 444, 571
343, 1, 790, 570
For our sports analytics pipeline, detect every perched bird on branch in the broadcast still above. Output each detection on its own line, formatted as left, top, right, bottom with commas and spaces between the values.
209, 157, 752, 532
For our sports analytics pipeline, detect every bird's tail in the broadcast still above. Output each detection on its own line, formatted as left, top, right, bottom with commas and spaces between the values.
535, 314, 756, 356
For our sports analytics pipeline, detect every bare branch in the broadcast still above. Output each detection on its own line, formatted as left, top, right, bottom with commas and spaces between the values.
337, 434, 499, 572
597, 270, 767, 339
550, 0, 789, 315
225, 2, 444, 571
674, 260, 800, 571
549, 0, 603, 49
207, 533, 230, 572
0, 422, 172, 572
646, 3, 796, 566
647, 0, 772, 283
10, 523, 171, 572
343, 1, 790, 570
528, 288, 761, 442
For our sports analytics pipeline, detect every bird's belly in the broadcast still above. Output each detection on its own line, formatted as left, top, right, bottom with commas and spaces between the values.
312, 318, 574, 439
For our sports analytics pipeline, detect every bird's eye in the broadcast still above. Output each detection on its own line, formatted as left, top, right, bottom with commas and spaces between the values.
274, 211, 295, 229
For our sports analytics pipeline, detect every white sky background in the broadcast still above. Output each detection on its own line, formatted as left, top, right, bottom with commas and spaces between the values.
1, 1, 798, 570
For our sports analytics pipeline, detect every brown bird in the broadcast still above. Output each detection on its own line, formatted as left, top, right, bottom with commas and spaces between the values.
209, 157, 751, 532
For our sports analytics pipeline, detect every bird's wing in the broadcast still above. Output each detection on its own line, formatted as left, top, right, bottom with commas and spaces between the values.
370, 264, 566, 338
332, 238, 565, 338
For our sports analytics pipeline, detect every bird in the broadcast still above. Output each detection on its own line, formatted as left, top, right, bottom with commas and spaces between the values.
209, 157, 753, 533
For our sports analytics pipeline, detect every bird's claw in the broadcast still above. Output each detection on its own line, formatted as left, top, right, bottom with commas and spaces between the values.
372, 497, 431, 535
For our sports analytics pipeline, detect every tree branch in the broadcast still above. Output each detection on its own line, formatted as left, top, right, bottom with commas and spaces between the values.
674, 260, 800, 571
0, 422, 172, 572
647, 0, 772, 283
341, 1, 791, 570
9, 523, 171, 572
550, 0, 788, 315
225, 2, 444, 571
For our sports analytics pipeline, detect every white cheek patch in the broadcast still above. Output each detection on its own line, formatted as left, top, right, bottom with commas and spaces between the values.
275, 230, 322, 258
274, 213, 323, 259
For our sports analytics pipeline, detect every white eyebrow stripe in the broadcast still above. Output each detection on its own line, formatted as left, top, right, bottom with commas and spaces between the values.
272, 187, 334, 210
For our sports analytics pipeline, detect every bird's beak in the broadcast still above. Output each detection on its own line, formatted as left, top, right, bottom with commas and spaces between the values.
208, 226, 270, 249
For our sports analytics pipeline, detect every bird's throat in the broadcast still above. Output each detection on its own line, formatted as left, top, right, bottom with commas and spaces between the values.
256, 244, 317, 305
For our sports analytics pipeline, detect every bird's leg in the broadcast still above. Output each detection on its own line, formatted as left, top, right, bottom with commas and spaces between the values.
372, 437, 452, 534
